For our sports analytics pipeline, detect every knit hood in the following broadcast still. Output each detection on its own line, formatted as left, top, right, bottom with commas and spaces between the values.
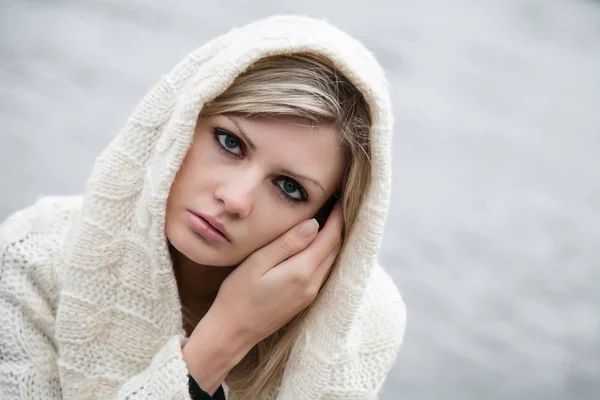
55, 15, 399, 399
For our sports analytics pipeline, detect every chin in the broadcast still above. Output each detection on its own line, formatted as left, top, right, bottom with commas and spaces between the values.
187, 248, 242, 268
167, 227, 244, 267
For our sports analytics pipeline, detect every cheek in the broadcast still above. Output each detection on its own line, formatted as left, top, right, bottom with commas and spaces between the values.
243, 202, 319, 251
245, 219, 290, 251
173, 147, 222, 193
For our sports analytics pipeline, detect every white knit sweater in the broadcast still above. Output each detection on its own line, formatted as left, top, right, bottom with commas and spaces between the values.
0, 15, 406, 400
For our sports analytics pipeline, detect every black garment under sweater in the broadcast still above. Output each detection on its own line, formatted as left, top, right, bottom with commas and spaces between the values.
188, 374, 226, 400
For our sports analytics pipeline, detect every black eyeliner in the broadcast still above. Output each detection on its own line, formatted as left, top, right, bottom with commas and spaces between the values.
212, 127, 309, 205
212, 128, 244, 158
274, 178, 309, 205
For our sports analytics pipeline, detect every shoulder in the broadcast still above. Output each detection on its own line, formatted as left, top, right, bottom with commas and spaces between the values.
358, 263, 407, 339
1, 195, 82, 243
325, 264, 406, 398
1, 195, 82, 300
355, 263, 406, 363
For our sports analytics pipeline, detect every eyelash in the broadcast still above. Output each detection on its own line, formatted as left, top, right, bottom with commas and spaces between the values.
211, 128, 309, 204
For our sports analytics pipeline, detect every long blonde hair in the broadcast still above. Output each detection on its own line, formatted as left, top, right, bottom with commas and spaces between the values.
199, 53, 372, 398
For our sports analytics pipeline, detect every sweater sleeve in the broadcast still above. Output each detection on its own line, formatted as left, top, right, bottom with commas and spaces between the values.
0, 204, 65, 399
115, 334, 227, 399
114, 334, 193, 399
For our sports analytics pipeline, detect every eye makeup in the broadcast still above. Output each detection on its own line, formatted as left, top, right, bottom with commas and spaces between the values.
211, 127, 309, 204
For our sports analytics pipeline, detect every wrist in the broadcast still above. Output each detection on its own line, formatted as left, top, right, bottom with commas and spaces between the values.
182, 310, 253, 394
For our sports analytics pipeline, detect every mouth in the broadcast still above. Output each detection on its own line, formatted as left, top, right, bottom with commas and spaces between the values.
187, 211, 231, 244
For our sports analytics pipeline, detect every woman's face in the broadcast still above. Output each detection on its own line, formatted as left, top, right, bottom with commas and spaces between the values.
166, 114, 345, 267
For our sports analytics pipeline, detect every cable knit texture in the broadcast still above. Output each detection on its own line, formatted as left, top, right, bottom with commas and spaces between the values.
0, 15, 406, 400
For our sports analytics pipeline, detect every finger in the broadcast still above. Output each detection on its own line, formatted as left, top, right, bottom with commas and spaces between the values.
312, 241, 341, 289
304, 201, 343, 264
251, 218, 319, 275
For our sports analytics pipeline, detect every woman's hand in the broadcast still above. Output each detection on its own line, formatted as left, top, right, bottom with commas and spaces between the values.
182, 202, 343, 394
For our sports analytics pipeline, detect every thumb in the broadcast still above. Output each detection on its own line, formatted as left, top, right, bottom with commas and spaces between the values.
252, 218, 319, 274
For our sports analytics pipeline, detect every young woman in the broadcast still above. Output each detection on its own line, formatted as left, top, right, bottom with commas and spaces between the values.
0, 15, 406, 399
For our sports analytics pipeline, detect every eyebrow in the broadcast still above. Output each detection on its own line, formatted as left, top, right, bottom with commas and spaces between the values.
225, 115, 327, 194
226, 115, 256, 151
281, 169, 326, 194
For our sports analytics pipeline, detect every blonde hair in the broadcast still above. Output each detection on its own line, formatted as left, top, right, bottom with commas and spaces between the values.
199, 53, 372, 398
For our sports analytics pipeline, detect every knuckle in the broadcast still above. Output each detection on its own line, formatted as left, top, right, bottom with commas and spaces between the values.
280, 234, 302, 254
291, 268, 312, 285
304, 284, 319, 300
301, 252, 317, 268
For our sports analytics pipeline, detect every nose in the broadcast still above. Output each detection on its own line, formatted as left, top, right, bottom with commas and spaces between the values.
214, 174, 257, 219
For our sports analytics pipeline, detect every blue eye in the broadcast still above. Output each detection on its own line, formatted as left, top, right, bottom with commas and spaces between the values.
214, 129, 243, 156
275, 178, 305, 202
212, 127, 307, 204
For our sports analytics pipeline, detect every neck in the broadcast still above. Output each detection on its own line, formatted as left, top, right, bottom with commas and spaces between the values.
169, 243, 236, 335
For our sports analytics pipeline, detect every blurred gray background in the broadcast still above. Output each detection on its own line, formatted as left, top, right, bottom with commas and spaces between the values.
1, 0, 599, 399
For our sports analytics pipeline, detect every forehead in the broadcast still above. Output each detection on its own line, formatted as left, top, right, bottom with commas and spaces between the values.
246, 115, 339, 150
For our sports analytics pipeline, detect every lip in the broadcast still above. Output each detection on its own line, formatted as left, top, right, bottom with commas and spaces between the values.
187, 211, 230, 244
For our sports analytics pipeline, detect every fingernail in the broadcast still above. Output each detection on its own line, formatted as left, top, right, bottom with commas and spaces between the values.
298, 219, 319, 237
